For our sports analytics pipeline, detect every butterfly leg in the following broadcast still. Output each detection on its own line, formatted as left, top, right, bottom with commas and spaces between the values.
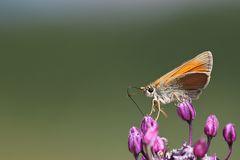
172, 92, 182, 103
173, 92, 192, 105
152, 99, 167, 120
157, 102, 168, 120
149, 99, 156, 115
150, 96, 159, 115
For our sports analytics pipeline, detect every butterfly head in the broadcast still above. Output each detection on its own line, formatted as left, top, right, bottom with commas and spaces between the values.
141, 85, 156, 98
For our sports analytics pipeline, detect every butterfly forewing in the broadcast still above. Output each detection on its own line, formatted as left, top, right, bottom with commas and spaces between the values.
152, 51, 213, 101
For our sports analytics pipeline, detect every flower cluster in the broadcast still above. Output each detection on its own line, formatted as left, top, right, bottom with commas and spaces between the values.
128, 101, 237, 160
128, 116, 167, 159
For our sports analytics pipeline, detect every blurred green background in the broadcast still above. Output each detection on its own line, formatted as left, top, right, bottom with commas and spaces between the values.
0, 1, 239, 159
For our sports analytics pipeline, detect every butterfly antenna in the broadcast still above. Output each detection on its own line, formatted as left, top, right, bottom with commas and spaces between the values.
127, 86, 144, 116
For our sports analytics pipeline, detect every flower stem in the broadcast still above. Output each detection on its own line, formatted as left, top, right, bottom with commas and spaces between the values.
188, 121, 193, 146
143, 144, 152, 160
141, 151, 147, 160
225, 145, 232, 160
207, 136, 212, 149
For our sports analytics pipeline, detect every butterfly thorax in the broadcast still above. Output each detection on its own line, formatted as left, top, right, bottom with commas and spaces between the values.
143, 84, 189, 104
143, 85, 176, 104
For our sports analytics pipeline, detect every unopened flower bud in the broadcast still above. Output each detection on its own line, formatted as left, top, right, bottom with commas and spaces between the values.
141, 116, 158, 134
223, 123, 237, 146
128, 127, 143, 156
177, 101, 196, 123
140, 116, 158, 145
143, 125, 158, 145
204, 115, 219, 137
152, 136, 166, 154
193, 138, 208, 158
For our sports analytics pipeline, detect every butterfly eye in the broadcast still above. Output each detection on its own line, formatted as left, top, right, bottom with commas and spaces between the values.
148, 87, 154, 93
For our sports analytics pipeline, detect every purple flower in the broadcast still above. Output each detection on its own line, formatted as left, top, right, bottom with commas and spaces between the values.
128, 127, 143, 156
193, 138, 208, 158
142, 124, 158, 145
152, 136, 166, 154
140, 116, 159, 145
223, 123, 237, 146
141, 116, 158, 134
177, 101, 196, 123
177, 101, 196, 145
204, 115, 219, 137
127, 101, 237, 160
208, 154, 219, 160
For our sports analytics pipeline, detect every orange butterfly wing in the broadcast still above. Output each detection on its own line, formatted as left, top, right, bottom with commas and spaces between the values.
152, 51, 213, 91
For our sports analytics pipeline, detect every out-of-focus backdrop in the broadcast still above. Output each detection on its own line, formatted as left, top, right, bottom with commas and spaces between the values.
0, 1, 239, 159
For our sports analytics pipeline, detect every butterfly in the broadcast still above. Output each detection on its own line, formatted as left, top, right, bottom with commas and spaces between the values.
129, 51, 213, 120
